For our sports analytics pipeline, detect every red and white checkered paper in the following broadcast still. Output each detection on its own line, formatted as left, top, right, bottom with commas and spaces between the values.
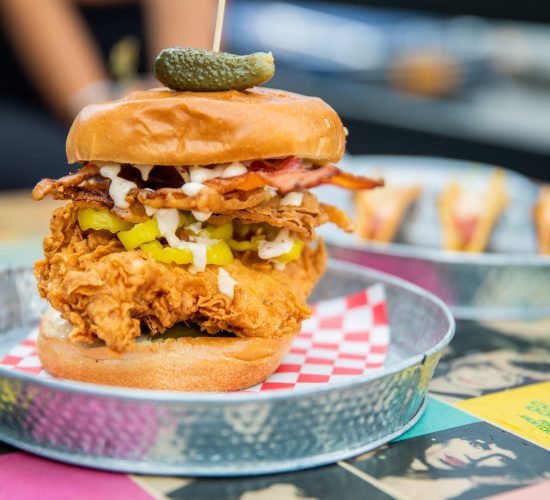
0, 284, 390, 392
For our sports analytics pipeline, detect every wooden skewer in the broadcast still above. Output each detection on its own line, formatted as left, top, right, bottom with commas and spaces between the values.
212, 0, 226, 52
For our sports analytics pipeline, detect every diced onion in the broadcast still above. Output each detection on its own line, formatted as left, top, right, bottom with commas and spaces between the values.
280, 191, 304, 206
257, 229, 294, 259
218, 268, 237, 300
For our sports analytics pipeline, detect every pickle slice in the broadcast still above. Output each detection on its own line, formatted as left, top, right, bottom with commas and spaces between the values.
153, 47, 275, 91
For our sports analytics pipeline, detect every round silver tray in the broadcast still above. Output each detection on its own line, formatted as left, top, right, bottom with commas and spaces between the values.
316, 156, 550, 320
0, 261, 454, 476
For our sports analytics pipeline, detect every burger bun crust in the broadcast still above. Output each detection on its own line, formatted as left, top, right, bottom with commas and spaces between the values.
66, 87, 346, 166
37, 310, 294, 392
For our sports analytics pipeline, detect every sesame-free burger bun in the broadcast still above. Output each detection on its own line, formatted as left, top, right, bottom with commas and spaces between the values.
66, 87, 346, 166
37, 309, 294, 392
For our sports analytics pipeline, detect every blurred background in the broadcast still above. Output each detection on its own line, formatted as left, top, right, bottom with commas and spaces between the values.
1, 0, 550, 190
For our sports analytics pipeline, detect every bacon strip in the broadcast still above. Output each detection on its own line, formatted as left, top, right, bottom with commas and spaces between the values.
206, 163, 382, 194
32, 163, 99, 201
31, 158, 382, 211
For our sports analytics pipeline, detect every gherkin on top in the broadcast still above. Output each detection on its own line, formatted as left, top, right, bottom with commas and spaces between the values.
153, 47, 275, 92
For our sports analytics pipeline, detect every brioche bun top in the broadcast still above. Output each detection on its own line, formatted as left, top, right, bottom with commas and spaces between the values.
66, 87, 346, 166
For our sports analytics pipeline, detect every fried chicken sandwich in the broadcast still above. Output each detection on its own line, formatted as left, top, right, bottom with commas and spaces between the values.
33, 87, 381, 391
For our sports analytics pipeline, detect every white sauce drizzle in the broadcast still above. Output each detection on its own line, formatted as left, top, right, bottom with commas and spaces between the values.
99, 165, 136, 209
186, 222, 202, 234
221, 162, 247, 178
280, 191, 304, 206
134, 164, 154, 181
189, 165, 225, 183
154, 208, 180, 247
187, 243, 207, 273
181, 182, 205, 197
189, 235, 220, 245
144, 205, 156, 217
151, 208, 209, 272
192, 210, 212, 222
181, 163, 248, 199
258, 229, 294, 259
218, 268, 237, 300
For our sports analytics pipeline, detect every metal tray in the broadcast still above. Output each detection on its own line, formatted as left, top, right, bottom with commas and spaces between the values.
0, 261, 453, 476
316, 156, 550, 320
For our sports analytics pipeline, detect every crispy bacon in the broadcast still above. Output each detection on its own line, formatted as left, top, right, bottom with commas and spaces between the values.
206, 162, 383, 195
31, 158, 382, 214
32, 163, 99, 201
44, 185, 114, 208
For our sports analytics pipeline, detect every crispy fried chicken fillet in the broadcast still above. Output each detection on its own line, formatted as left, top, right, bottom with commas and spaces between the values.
36, 204, 326, 351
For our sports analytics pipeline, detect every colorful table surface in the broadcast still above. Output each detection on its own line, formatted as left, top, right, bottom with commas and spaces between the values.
1, 195, 549, 500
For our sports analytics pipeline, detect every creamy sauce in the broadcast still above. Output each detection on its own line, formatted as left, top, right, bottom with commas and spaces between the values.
144, 205, 156, 217
181, 163, 248, 198
181, 182, 205, 197
152, 208, 210, 272
189, 235, 220, 245
154, 208, 180, 247
186, 222, 202, 234
187, 243, 207, 273
280, 191, 304, 206
258, 229, 293, 259
100, 165, 136, 209
192, 210, 212, 222
189, 165, 225, 183
134, 164, 154, 181
218, 268, 237, 300
221, 162, 247, 178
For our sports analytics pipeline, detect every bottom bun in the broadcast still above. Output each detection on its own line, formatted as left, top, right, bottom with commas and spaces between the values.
37, 309, 295, 392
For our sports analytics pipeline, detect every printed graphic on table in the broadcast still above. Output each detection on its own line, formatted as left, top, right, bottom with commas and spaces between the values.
352, 421, 550, 500
457, 381, 550, 449
161, 465, 391, 500
430, 322, 550, 403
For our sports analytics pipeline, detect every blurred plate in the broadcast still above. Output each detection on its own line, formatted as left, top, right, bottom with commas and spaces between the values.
0, 262, 453, 476
315, 156, 550, 320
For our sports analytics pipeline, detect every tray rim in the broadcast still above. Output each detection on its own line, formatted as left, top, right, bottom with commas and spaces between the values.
0, 398, 427, 476
326, 154, 550, 266
0, 260, 455, 404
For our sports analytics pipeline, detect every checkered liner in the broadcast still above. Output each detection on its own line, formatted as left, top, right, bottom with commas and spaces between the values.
0, 284, 389, 392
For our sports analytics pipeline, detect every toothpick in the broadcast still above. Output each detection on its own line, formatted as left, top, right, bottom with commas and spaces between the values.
212, 0, 226, 52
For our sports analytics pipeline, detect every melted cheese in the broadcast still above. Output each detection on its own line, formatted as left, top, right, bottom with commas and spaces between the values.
258, 229, 293, 259
100, 165, 136, 209
218, 268, 237, 300
280, 191, 304, 206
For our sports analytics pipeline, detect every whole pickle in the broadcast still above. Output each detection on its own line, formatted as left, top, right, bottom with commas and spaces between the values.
153, 47, 275, 92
